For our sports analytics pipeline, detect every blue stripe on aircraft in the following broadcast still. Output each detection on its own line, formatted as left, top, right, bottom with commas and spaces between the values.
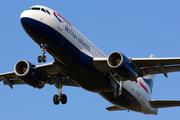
54, 13, 62, 23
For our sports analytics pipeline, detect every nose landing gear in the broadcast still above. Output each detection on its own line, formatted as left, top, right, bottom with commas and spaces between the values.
38, 43, 48, 63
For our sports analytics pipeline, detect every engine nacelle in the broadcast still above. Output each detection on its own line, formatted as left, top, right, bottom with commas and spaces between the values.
107, 52, 138, 80
14, 60, 45, 89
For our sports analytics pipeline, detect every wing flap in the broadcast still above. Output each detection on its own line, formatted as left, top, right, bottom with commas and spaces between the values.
3, 79, 25, 85
45, 77, 79, 87
140, 65, 180, 76
2, 77, 79, 87
150, 100, 180, 108
0, 71, 17, 80
106, 106, 126, 111
132, 57, 180, 68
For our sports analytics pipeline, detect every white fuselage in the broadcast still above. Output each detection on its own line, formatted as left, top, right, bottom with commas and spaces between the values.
21, 6, 106, 58
123, 81, 157, 114
20, 5, 158, 115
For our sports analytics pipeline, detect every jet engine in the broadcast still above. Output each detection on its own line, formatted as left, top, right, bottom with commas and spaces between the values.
107, 52, 138, 80
14, 60, 45, 89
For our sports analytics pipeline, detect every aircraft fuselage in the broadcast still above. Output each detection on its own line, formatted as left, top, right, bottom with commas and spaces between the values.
20, 5, 157, 115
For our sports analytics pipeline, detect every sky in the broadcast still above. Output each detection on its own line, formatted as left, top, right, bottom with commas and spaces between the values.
1, 0, 180, 120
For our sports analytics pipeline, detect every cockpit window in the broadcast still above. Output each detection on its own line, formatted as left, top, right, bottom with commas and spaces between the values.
46, 10, 51, 15
41, 8, 46, 13
31, 7, 40, 10
27, 7, 51, 15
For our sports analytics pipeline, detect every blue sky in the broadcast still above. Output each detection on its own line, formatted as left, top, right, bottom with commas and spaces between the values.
1, 0, 180, 119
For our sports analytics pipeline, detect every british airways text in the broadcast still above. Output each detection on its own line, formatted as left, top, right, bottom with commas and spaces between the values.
65, 25, 90, 51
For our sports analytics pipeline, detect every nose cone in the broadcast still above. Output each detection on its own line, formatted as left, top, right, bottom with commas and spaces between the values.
20, 10, 27, 20
20, 9, 52, 45
20, 10, 32, 22
20, 9, 40, 27
20, 10, 31, 28
20, 10, 41, 43
20, 12, 30, 32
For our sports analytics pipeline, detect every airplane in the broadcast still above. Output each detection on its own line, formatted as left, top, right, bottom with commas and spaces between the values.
1, 5, 180, 115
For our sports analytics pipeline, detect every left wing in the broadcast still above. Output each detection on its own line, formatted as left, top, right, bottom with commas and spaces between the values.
93, 56, 180, 78
0, 62, 79, 88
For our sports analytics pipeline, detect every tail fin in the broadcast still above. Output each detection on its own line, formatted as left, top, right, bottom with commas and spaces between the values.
137, 75, 155, 96
137, 55, 155, 96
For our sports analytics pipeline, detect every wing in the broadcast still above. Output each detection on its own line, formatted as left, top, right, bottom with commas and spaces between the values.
0, 62, 79, 88
150, 100, 180, 108
106, 106, 126, 111
93, 57, 180, 78
132, 57, 180, 77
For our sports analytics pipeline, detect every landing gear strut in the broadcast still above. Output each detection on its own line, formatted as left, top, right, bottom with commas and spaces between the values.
118, 80, 123, 96
114, 80, 123, 99
38, 43, 48, 63
109, 71, 123, 99
53, 76, 67, 105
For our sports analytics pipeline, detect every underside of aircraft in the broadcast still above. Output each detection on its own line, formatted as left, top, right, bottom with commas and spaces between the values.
1, 5, 180, 115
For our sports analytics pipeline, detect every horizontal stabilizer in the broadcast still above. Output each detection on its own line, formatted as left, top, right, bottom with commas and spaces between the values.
150, 100, 180, 108
106, 106, 125, 111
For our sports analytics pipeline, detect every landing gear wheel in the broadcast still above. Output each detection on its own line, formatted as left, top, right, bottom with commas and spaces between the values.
53, 75, 68, 105
38, 56, 43, 63
42, 55, 47, 62
38, 55, 47, 63
61, 94, 67, 104
53, 94, 60, 105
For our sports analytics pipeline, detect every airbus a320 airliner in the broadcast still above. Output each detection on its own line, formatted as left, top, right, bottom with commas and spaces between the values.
1, 5, 180, 115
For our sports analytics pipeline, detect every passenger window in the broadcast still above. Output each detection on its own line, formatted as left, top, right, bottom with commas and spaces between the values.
31, 7, 40, 10
41, 8, 46, 13
46, 10, 51, 15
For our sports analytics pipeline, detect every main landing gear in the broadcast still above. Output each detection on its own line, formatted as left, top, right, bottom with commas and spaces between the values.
53, 76, 67, 105
38, 43, 48, 63
114, 80, 123, 99
109, 72, 123, 99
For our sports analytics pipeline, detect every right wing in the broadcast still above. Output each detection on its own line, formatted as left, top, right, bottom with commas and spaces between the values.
150, 100, 180, 108
93, 56, 180, 78
131, 57, 180, 77
0, 62, 79, 88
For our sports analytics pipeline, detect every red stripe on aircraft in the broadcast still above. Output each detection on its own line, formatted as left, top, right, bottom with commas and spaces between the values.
54, 12, 72, 26
137, 79, 149, 94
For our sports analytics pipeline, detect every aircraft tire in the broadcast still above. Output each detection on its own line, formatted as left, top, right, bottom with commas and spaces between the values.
53, 94, 60, 105
42, 55, 47, 62
61, 94, 67, 104
38, 56, 42, 63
